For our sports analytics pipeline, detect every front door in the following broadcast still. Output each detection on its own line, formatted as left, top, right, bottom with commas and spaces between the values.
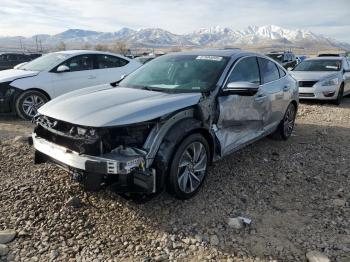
49, 54, 98, 98
215, 56, 273, 156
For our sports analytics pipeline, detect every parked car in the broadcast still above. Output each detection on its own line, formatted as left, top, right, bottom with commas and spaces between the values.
135, 55, 155, 64
266, 51, 297, 69
31, 49, 298, 199
0, 50, 141, 119
290, 57, 350, 105
0, 52, 41, 71
296, 55, 308, 64
318, 53, 346, 57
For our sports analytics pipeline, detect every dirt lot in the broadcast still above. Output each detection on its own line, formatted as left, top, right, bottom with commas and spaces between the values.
0, 98, 349, 262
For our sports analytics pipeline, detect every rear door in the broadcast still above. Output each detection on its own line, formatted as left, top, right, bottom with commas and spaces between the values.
49, 54, 98, 97
257, 57, 286, 130
216, 56, 273, 156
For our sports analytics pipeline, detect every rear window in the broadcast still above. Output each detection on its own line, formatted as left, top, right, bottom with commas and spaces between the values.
97, 55, 129, 69
258, 58, 280, 84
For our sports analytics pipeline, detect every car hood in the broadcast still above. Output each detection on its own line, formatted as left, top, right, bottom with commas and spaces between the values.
290, 71, 339, 81
38, 85, 202, 127
0, 69, 39, 83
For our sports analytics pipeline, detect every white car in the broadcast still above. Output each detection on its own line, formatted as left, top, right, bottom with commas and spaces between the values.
0, 50, 141, 119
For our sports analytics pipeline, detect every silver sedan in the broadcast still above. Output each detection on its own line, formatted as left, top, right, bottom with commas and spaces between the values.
290, 57, 350, 105
32, 50, 299, 199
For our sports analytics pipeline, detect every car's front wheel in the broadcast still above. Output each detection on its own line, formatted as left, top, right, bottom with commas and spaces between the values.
271, 103, 296, 140
15, 90, 48, 120
167, 134, 210, 199
333, 84, 344, 106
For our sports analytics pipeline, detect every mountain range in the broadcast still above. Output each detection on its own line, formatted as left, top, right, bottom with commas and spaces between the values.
0, 25, 349, 51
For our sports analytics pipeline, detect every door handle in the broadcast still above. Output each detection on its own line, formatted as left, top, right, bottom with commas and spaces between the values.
255, 94, 267, 102
283, 85, 291, 91
88, 75, 96, 79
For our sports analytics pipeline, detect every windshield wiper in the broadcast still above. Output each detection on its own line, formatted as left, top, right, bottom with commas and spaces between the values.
141, 86, 167, 92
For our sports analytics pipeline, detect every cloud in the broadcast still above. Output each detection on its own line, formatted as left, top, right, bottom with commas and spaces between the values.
0, 0, 349, 42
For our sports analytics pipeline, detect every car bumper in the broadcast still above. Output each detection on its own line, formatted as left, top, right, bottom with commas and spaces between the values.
32, 133, 156, 193
299, 84, 339, 100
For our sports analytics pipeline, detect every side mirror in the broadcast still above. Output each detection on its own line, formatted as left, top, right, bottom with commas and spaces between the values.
223, 82, 259, 96
343, 69, 350, 73
56, 65, 70, 73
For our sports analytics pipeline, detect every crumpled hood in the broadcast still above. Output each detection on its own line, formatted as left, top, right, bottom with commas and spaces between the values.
290, 71, 339, 81
0, 69, 39, 83
38, 85, 202, 127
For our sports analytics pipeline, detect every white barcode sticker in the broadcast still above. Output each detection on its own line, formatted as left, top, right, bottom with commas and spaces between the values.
196, 56, 223, 61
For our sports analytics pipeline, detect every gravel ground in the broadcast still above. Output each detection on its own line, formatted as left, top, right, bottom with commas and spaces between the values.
0, 98, 349, 262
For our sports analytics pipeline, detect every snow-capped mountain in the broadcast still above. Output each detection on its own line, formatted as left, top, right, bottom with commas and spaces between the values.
0, 25, 349, 51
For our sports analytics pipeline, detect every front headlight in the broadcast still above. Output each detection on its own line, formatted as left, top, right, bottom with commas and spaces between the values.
321, 78, 339, 86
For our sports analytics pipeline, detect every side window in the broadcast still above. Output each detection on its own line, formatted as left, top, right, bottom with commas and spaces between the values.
278, 66, 286, 77
97, 55, 129, 69
258, 58, 280, 84
60, 55, 94, 72
343, 59, 349, 70
227, 57, 260, 85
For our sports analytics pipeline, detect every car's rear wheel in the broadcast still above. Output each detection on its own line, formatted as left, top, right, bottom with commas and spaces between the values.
333, 84, 344, 106
167, 134, 210, 199
271, 103, 296, 140
15, 90, 48, 120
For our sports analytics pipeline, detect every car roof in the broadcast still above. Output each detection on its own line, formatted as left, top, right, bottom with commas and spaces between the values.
305, 57, 344, 61
167, 49, 247, 57
54, 50, 126, 57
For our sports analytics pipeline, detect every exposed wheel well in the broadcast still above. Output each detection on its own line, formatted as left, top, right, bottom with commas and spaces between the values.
291, 100, 298, 111
24, 88, 51, 100
185, 127, 215, 163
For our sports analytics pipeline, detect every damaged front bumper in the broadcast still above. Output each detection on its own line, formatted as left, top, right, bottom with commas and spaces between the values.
32, 133, 156, 193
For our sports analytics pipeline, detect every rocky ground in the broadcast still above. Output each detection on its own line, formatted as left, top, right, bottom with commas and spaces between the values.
0, 98, 349, 262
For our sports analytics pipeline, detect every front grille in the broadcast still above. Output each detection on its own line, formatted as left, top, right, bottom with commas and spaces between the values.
298, 81, 317, 87
299, 93, 315, 98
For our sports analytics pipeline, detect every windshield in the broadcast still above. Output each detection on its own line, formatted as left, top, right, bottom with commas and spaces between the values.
120, 54, 229, 92
20, 53, 70, 71
293, 59, 342, 72
267, 54, 283, 62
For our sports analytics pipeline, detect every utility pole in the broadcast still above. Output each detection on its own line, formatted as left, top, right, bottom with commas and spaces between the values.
19, 38, 23, 51
35, 36, 39, 51
39, 39, 43, 52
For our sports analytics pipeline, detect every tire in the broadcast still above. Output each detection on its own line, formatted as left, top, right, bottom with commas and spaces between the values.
83, 172, 104, 192
167, 133, 210, 200
333, 84, 344, 106
15, 90, 49, 120
271, 103, 297, 140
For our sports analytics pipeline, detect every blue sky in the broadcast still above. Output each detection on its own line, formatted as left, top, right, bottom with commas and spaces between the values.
1, 0, 350, 42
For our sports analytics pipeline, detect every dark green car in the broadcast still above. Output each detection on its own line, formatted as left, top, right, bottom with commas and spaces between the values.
0, 53, 41, 71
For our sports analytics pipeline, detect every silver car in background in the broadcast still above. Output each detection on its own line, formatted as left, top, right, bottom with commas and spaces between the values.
31, 50, 298, 199
290, 57, 350, 105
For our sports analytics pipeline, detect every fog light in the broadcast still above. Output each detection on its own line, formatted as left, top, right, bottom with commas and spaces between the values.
322, 91, 335, 97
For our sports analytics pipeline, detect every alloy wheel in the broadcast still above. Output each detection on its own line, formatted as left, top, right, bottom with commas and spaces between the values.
177, 141, 208, 194
22, 95, 45, 118
283, 105, 296, 137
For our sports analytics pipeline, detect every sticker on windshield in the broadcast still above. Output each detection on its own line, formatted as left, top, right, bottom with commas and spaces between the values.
196, 56, 223, 61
